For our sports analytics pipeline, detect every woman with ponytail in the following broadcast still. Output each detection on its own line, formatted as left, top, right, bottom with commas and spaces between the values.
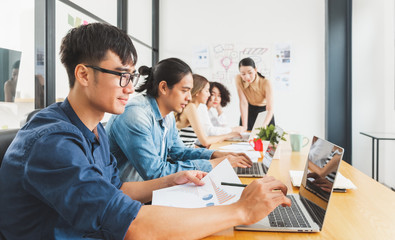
236, 57, 275, 131
106, 58, 252, 182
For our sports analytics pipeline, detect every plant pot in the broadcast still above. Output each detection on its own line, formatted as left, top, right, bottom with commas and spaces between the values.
251, 138, 263, 151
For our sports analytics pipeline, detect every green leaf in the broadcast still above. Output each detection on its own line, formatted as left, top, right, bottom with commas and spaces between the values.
256, 124, 287, 145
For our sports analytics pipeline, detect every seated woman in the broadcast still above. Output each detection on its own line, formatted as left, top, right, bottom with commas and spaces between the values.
176, 74, 241, 148
199, 81, 244, 136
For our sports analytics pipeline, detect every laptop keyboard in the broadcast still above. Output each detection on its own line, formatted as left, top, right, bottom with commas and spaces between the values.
236, 162, 262, 175
268, 195, 311, 228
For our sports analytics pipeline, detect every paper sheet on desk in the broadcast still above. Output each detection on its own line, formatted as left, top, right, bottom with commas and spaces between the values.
152, 159, 244, 208
289, 170, 357, 190
218, 142, 254, 151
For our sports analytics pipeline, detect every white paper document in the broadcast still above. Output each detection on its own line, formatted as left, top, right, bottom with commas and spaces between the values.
289, 170, 357, 190
219, 142, 254, 151
152, 159, 244, 208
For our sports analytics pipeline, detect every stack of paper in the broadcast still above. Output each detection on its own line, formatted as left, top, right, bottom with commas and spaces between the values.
289, 170, 357, 191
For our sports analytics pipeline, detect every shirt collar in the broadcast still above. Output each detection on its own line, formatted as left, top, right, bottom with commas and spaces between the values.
60, 98, 98, 144
147, 95, 164, 122
147, 95, 172, 128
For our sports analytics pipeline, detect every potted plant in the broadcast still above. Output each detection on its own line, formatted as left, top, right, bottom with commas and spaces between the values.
256, 124, 287, 146
252, 124, 287, 153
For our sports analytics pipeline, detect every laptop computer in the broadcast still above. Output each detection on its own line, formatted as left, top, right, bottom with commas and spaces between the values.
227, 111, 268, 142
234, 126, 283, 177
235, 136, 344, 232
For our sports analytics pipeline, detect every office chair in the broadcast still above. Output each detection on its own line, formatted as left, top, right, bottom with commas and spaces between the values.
0, 129, 18, 168
20, 109, 42, 127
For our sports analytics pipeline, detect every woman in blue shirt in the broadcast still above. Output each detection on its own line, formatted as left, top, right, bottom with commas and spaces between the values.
106, 58, 252, 182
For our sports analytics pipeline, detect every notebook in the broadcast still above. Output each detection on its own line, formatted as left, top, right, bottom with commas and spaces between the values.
234, 126, 283, 177
235, 136, 344, 232
227, 111, 267, 142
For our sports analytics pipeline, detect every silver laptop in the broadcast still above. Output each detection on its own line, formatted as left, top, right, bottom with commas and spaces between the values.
227, 111, 267, 142
235, 136, 344, 232
234, 126, 283, 177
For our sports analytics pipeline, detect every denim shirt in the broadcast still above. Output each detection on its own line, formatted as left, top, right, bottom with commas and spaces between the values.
106, 94, 213, 182
0, 99, 142, 240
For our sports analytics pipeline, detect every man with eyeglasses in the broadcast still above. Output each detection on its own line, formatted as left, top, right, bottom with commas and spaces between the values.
0, 23, 290, 239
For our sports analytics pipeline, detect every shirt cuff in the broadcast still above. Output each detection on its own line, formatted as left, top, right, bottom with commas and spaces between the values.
99, 192, 142, 239
192, 159, 213, 173
201, 148, 215, 160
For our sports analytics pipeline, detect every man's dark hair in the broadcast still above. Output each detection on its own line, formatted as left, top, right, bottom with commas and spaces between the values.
60, 23, 137, 88
208, 82, 231, 107
136, 58, 192, 98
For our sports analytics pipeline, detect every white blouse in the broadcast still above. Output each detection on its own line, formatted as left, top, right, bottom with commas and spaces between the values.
197, 104, 232, 136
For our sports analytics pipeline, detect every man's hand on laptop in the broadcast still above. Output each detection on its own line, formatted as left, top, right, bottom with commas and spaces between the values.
235, 176, 292, 225
210, 151, 252, 168
211, 151, 252, 168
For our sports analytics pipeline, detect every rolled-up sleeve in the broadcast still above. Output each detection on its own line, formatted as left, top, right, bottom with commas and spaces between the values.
168, 116, 213, 173
110, 107, 213, 180
23, 131, 142, 239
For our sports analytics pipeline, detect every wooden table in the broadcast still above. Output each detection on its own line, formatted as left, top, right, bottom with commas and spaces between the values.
205, 141, 395, 240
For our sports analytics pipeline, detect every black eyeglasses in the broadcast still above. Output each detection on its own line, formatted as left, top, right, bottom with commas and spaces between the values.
85, 65, 140, 87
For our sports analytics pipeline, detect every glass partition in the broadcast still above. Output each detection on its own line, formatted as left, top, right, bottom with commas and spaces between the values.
0, 0, 35, 130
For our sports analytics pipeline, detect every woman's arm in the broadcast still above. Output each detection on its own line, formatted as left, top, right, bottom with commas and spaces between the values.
236, 80, 248, 130
263, 79, 274, 126
184, 104, 240, 147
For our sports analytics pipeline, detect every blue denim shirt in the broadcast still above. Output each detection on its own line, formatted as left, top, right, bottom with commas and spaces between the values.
106, 94, 213, 182
0, 99, 142, 240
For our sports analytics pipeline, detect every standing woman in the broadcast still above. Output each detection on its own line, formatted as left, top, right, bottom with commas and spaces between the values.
236, 57, 275, 130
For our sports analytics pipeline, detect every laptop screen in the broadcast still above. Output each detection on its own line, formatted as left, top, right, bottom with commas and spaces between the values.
262, 126, 283, 171
299, 136, 344, 229
248, 111, 268, 140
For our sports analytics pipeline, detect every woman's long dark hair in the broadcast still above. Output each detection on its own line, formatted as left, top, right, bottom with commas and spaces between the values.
238, 57, 265, 78
136, 58, 192, 97
208, 82, 230, 107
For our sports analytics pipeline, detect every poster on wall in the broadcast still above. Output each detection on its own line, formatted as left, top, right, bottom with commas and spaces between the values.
192, 46, 210, 69
273, 43, 291, 91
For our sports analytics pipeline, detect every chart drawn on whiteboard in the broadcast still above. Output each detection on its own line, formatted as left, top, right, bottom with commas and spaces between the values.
211, 43, 272, 85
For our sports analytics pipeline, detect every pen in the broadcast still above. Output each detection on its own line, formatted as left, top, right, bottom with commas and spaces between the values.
221, 182, 247, 187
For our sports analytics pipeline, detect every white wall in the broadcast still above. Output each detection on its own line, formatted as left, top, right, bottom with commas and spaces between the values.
159, 0, 325, 139
353, 0, 395, 188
